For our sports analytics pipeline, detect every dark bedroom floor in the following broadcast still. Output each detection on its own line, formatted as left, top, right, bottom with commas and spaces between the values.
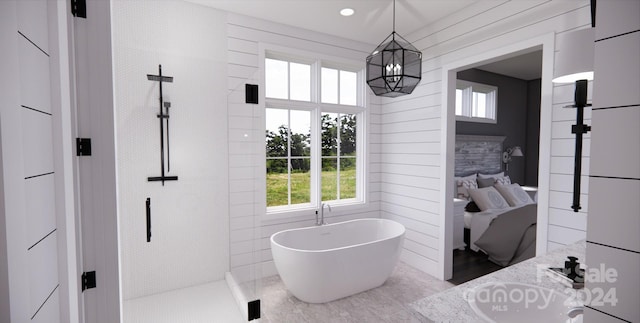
448, 248, 503, 285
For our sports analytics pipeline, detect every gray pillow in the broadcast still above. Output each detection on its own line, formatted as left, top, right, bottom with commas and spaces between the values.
476, 177, 495, 188
468, 187, 509, 211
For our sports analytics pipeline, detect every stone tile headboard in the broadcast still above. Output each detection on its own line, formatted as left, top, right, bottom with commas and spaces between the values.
455, 135, 505, 177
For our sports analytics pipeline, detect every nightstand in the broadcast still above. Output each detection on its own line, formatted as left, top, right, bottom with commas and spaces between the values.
453, 198, 467, 250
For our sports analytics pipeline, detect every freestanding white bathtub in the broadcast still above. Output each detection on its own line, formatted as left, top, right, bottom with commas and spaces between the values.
270, 218, 405, 303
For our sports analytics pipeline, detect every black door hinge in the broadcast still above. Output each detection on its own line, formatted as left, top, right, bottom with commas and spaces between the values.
71, 0, 87, 18
76, 138, 92, 156
82, 271, 96, 291
248, 299, 260, 321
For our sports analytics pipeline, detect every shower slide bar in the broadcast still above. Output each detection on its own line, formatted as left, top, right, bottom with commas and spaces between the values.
147, 64, 178, 185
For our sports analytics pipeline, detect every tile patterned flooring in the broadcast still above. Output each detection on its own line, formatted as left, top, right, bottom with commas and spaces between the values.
259, 261, 454, 323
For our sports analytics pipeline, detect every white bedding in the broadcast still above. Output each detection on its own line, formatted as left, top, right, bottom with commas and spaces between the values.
463, 185, 538, 252
467, 207, 519, 252
464, 211, 474, 229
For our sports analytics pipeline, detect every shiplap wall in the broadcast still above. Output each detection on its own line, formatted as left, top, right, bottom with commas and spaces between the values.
378, 0, 592, 277
547, 71, 591, 250
225, 13, 381, 283
0, 1, 62, 321
585, 1, 640, 321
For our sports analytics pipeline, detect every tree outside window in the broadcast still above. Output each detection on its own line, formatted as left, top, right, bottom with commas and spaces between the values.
265, 54, 363, 211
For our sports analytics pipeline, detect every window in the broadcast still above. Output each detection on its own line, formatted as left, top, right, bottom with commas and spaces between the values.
266, 109, 311, 207
321, 68, 358, 106
321, 113, 357, 201
265, 58, 311, 101
265, 54, 364, 212
455, 80, 497, 123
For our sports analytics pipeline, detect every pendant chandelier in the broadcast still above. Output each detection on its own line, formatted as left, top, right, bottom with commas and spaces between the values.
366, 0, 422, 97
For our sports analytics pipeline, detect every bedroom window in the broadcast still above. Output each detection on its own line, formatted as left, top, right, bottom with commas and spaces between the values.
265, 53, 365, 213
455, 80, 497, 123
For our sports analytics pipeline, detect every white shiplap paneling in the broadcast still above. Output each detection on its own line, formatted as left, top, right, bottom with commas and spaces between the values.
587, 177, 640, 252
586, 3, 640, 319
225, 12, 379, 284
378, 1, 593, 278
589, 106, 640, 179
222, 0, 596, 284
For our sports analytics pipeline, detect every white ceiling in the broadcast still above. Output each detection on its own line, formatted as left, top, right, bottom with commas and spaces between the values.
185, 0, 483, 45
476, 50, 543, 80
185, 0, 542, 80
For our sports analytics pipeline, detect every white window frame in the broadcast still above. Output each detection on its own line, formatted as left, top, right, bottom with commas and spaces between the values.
261, 45, 367, 219
455, 80, 498, 124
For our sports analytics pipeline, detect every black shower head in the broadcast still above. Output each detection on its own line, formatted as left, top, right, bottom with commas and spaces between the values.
146, 74, 173, 83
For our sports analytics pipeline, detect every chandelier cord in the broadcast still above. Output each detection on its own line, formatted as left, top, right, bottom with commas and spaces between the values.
392, 0, 396, 32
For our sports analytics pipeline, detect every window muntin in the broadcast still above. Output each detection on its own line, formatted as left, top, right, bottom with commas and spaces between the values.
265, 53, 364, 213
455, 80, 497, 123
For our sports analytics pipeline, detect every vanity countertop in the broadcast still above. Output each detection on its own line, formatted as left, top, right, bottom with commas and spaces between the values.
410, 240, 586, 322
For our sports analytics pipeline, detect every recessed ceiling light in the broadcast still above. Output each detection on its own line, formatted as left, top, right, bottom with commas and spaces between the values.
340, 8, 355, 17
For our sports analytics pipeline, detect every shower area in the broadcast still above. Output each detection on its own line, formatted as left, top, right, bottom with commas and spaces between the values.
111, 1, 263, 321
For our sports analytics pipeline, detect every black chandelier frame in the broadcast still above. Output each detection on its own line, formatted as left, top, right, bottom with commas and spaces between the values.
365, 0, 422, 97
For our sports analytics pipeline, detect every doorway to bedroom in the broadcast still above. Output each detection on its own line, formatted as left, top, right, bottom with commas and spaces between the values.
440, 34, 556, 284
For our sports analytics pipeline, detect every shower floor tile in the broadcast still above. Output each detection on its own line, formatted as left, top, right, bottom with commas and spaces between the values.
123, 280, 243, 323
260, 261, 453, 323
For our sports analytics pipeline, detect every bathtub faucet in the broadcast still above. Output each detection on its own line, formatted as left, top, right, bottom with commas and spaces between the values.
567, 306, 583, 319
316, 203, 331, 225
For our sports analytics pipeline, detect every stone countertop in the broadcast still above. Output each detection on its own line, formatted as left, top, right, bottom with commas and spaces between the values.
410, 241, 586, 322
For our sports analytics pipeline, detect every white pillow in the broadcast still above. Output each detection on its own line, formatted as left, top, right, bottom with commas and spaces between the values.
456, 177, 478, 200
495, 183, 534, 207
468, 187, 509, 211
478, 171, 504, 179
454, 174, 477, 199
494, 175, 511, 185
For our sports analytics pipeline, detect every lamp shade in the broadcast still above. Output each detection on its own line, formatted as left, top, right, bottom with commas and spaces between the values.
510, 146, 523, 157
552, 28, 595, 83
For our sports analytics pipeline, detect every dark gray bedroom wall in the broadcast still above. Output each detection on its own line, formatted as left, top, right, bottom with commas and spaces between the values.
525, 79, 541, 186
456, 68, 530, 185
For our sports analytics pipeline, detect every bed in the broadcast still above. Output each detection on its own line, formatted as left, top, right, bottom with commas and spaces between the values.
455, 134, 538, 267
466, 204, 537, 266
464, 187, 538, 249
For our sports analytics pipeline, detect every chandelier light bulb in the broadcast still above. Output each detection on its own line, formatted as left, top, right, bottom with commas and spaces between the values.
385, 63, 402, 82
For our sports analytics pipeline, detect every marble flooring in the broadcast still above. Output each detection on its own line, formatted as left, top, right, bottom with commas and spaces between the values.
259, 261, 454, 323
123, 280, 244, 323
